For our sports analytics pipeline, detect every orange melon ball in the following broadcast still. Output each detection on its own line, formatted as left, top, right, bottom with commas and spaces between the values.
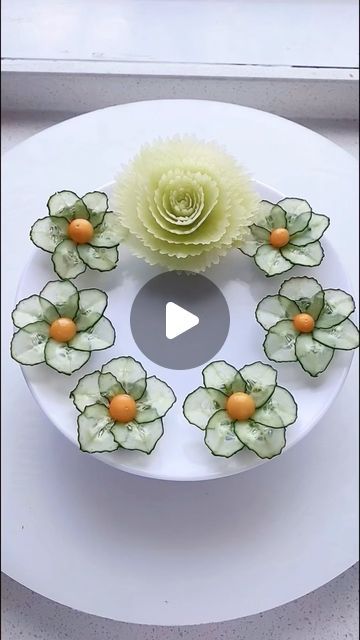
49, 318, 77, 342
109, 394, 137, 423
292, 313, 315, 333
67, 219, 94, 244
269, 228, 290, 248
226, 392, 256, 421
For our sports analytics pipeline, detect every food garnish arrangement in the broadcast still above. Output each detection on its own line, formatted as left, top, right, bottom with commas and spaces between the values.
11, 138, 359, 460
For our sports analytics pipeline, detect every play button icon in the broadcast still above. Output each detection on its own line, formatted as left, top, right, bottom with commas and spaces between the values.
166, 303, 199, 340
130, 272, 230, 370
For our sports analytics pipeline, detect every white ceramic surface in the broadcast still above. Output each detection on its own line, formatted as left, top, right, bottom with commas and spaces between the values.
2, 100, 358, 625
19, 179, 354, 481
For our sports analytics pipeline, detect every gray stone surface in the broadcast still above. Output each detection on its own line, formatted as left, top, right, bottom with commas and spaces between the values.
1, 566, 358, 640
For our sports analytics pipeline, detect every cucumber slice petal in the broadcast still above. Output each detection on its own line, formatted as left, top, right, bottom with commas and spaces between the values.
316, 289, 356, 329
204, 410, 244, 457
111, 418, 164, 454
239, 362, 277, 407
313, 319, 359, 350
47, 191, 89, 220
239, 239, 260, 258
281, 241, 324, 267
240, 226, 269, 256
77, 244, 119, 272
234, 421, 286, 459
239, 225, 270, 257
279, 276, 321, 301
255, 294, 300, 330
254, 200, 286, 231
30, 216, 68, 252
135, 376, 176, 423
277, 198, 312, 235
69, 316, 115, 352
89, 212, 123, 248
82, 191, 108, 227
101, 357, 147, 400
202, 360, 245, 395
183, 386, 227, 430
44, 340, 90, 375
11, 321, 49, 365
306, 290, 325, 321
12, 295, 59, 328
78, 404, 117, 453
254, 244, 293, 276
295, 334, 334, 376
268, 204, 287, 229
74, 289, 108, 331
99, 372, 126, 400
40, 280, 79, 319
70, 371, 106, 411
253, 386, 297, 428
277, 197, 312, 216
285, 211, 312, 236
252, 200, 272, 225
52, 239, 87, 280
250, 225, 270, 242
279, 277, 325, 320
263, 320, 299, 362
290, 213, 330, 246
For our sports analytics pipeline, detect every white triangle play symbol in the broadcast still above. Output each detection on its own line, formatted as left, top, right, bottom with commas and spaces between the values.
166, 302, 199, 340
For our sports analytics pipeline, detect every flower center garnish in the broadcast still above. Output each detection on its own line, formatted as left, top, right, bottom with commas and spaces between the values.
67, 219, 94, 244
226, 392, 256, 421
49, 317, 77, 342
269, 228, 290, 248
109, 394, 137, 423
292, 313, 315, 333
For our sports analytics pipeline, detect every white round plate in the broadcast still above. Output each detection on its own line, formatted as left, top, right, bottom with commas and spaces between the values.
19, 180, 353, 481
2, 100, 358, 625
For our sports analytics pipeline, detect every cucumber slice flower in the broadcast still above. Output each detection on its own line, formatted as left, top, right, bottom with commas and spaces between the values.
70, 357, 176, 454
239, 197, 330, 276
30, 190, 124, 279
183, 360, 298, 459
256, 276, 359, 376
11, 280, 115, 374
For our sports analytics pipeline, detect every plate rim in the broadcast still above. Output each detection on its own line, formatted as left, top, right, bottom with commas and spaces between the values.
2, 99, 358, 625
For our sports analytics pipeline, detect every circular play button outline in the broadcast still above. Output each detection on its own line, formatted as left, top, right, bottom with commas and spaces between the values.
130, 272, 230, 370
165, 302, 199, 340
